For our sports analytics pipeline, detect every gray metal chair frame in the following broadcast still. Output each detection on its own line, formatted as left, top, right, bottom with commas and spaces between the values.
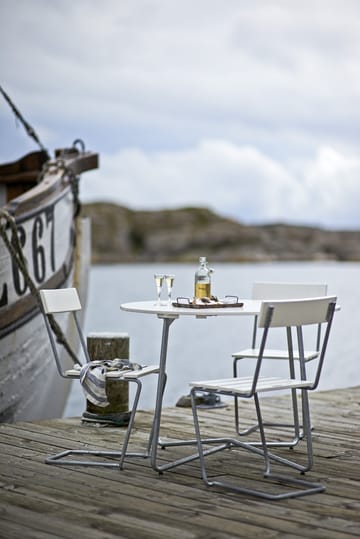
40, 288, 159, 470
232, 282, 327, 446
190, 296, 336, 500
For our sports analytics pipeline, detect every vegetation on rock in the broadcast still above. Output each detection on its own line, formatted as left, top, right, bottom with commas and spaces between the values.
82, 202, 360, 263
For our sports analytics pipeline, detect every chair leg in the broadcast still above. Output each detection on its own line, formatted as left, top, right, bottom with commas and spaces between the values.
147, 373, 167, 455
46, 379, 150, 469
233, 356, 303, 447
253, 394, 315, 495
191, 388, 325, 500
119, 379, 144, 469
190, 388, 230, 486
253, 393, 324, 499
299, 387, 314, 472
233, 357, 259, 436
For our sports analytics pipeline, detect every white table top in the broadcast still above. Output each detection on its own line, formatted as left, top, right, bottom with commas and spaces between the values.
120, 299, 261, 318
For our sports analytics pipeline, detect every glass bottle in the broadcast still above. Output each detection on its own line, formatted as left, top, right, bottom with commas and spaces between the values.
194, 256, 212, 298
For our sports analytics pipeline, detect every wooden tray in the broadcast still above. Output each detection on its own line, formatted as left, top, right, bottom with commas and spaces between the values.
172, 301, 244, 309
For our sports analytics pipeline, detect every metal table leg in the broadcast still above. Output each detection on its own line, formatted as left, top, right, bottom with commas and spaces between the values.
150, 316, 175, 472
150, 316, 231, 473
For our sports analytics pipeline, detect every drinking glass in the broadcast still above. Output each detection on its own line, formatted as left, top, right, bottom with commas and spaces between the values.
154, 274, 165, 305
165, 274, 175, 305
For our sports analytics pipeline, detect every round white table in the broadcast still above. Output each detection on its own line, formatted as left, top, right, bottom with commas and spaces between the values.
121, 300, 262, 472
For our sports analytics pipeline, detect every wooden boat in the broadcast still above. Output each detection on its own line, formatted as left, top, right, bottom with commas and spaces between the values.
0, 112, 98, 421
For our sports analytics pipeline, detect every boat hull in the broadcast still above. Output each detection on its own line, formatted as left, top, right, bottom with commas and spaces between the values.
0, 148, 96, 422
1, 310, 71, 422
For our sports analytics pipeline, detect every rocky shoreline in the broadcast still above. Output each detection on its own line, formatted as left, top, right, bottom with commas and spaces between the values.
82, 202, 360, 263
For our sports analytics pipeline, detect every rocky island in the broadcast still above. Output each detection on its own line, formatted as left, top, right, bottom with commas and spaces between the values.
82, 202, 360, 263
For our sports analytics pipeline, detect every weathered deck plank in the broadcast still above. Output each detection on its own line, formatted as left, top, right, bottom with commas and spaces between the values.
0, 386, 359, 539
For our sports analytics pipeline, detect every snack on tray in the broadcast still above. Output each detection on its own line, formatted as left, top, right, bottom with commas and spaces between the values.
172, 295, 244, 309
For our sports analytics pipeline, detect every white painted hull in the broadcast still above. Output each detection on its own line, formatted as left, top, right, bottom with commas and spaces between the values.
0, 148, 96, 422
1, 310, 71, 421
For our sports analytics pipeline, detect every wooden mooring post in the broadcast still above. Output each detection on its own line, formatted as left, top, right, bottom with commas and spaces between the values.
82, 332, 130, 426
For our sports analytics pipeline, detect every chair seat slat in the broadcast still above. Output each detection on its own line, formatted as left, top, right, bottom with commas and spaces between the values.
232, 348, 319, 361
190, 376, 312, 394
106, 365, 159, 379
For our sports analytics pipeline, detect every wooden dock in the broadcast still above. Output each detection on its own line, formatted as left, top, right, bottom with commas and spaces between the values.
0, 386, 359, 539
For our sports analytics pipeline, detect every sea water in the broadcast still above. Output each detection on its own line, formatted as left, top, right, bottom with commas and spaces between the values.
63, 261, 360, 417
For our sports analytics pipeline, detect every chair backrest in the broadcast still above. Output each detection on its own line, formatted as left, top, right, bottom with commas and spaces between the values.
249, 282, 328, 349
252, 282, 328, 300
40, 288, 82, 314
254, 296, 337, 391
39, 287, 88, 377
258, 296, 337, 328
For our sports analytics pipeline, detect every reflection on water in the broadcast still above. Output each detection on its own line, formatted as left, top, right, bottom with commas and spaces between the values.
64, 261, 359, 417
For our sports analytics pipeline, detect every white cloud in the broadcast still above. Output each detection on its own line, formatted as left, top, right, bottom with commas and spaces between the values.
303, 147, 360, 223
82, 140, 360, 229
1, 0, 360, 228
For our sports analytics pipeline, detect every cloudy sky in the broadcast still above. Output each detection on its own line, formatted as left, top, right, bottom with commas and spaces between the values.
1, 0, 360, 229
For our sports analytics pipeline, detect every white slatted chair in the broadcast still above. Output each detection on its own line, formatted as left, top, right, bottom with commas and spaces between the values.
40, 287, 159, 469
190, 296, 336, 500
232, 282, 328, 444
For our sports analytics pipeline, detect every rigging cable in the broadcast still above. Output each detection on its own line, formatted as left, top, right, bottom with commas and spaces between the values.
0, 85, 49, 158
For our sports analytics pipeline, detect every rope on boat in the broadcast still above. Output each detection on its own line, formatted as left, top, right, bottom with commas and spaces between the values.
36, 145, 82, 217
57, 158, 81, 218
0, 208, 81, 366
